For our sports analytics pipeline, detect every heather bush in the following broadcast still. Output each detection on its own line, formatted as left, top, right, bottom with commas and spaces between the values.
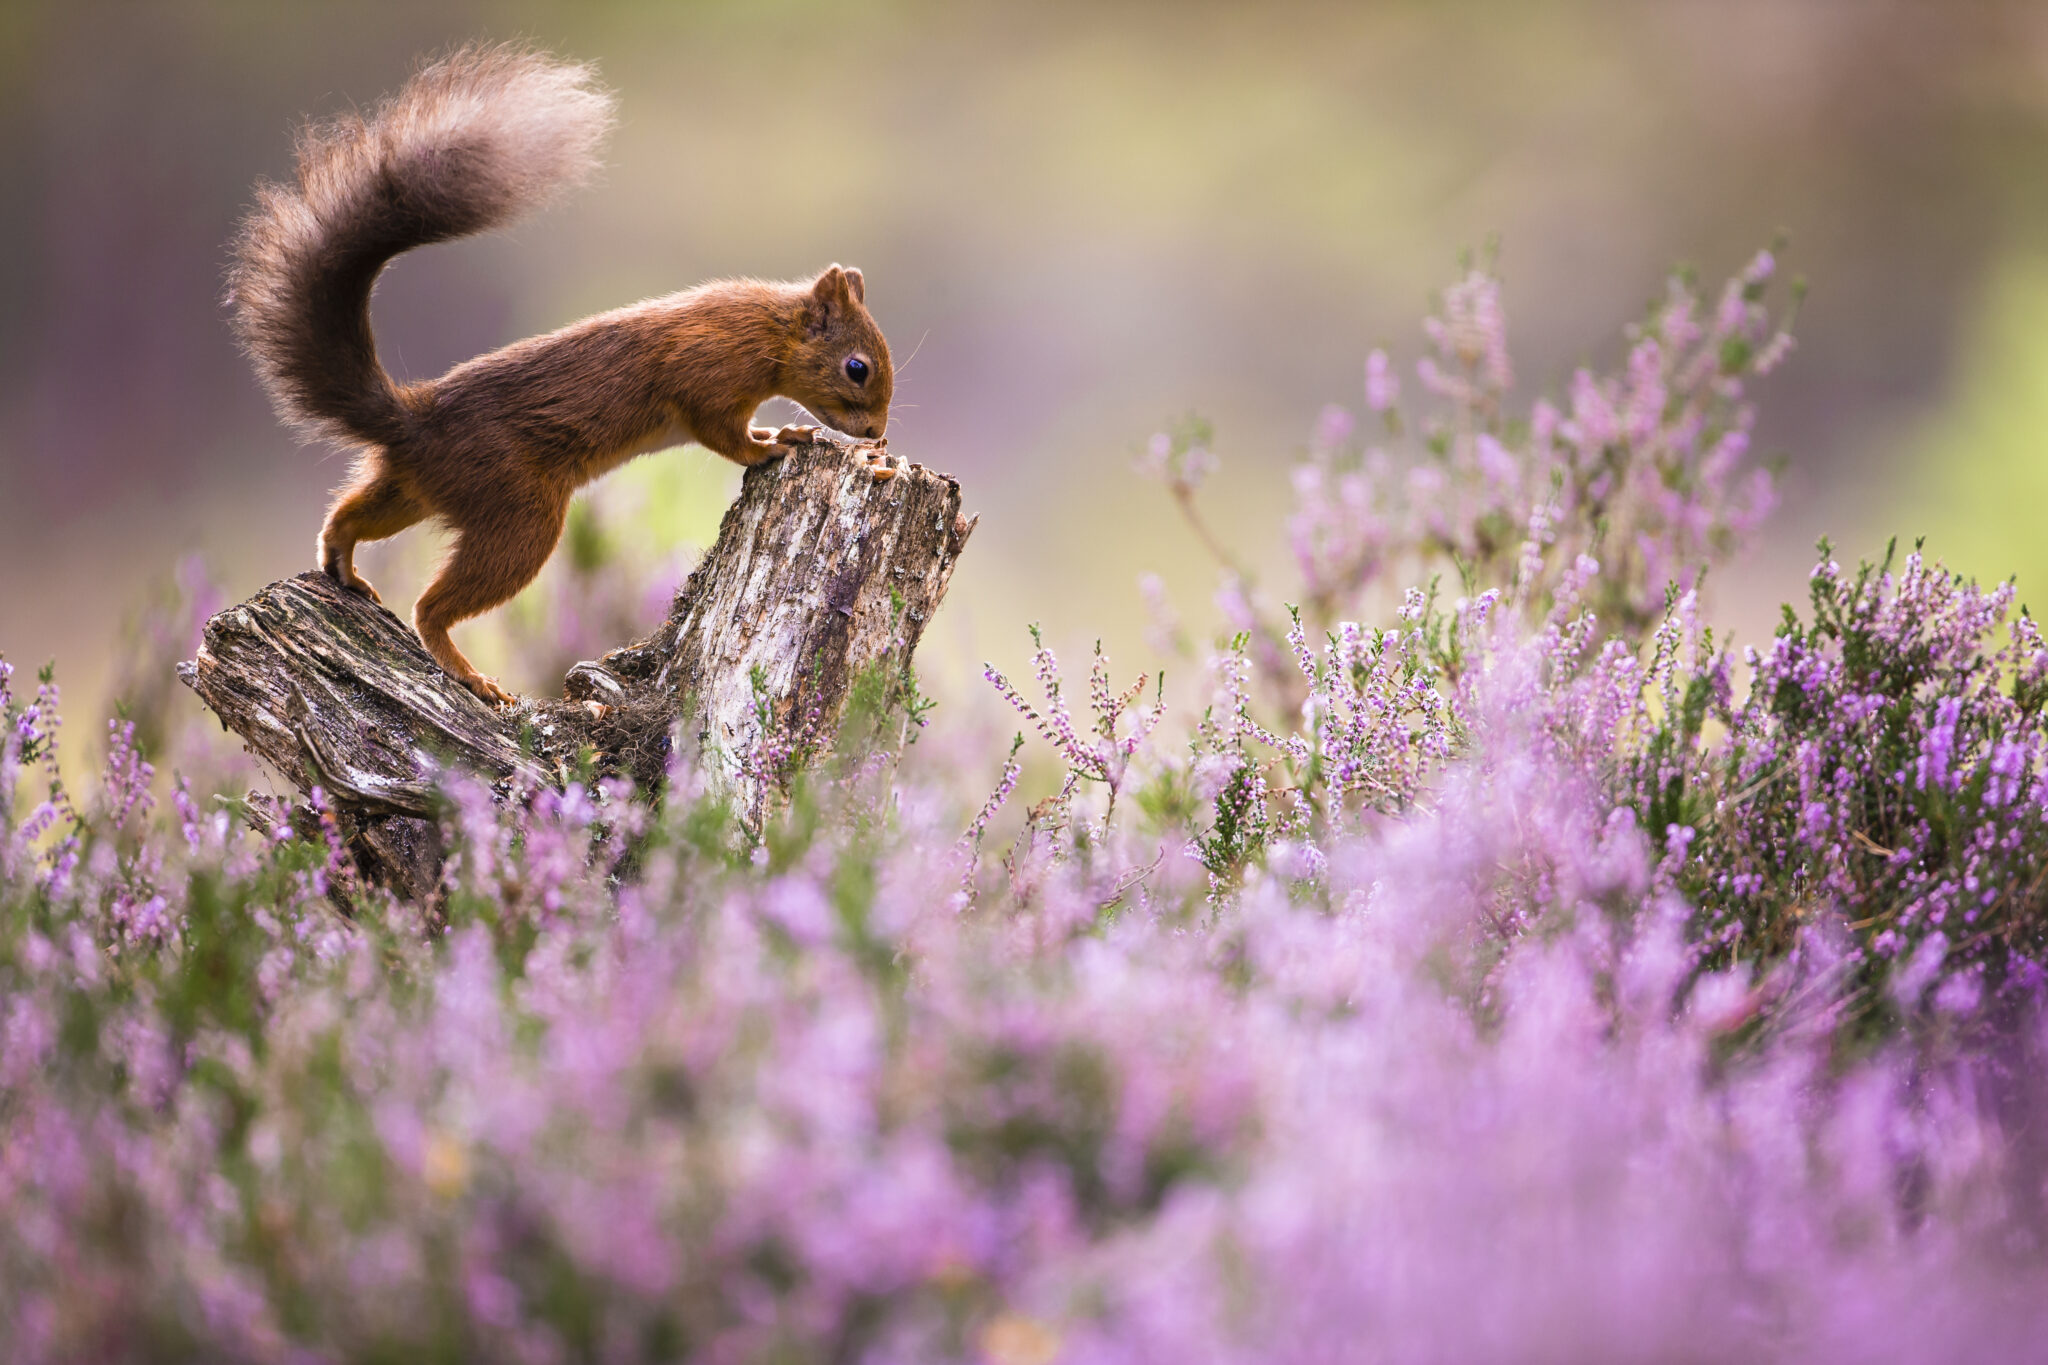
1142, 248, 1793, 702
6, 252, 2048, 1362
1621, 542, 2048, 1017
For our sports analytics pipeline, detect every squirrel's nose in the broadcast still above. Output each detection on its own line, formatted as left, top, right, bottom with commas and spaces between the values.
863, 424, 883, 440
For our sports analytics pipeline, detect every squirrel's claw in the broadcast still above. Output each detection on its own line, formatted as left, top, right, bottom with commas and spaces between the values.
775, 423, 822, 446
462, 674, 517, 708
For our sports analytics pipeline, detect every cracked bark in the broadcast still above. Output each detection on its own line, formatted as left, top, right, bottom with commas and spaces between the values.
179, 433, 974, 895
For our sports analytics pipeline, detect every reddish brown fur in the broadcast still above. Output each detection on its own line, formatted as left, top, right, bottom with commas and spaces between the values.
228, 46, 894, 704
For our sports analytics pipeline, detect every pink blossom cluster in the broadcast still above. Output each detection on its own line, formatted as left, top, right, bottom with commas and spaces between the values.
1148, 253, 1794, 681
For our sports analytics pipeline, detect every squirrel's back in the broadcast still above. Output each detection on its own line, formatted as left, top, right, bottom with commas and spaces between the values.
227, 45, 615, 450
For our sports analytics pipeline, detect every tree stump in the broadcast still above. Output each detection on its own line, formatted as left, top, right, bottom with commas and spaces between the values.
178, 432, 974, 894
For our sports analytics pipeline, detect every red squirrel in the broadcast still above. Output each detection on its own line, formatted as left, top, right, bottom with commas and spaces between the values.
227, 45, 896, 706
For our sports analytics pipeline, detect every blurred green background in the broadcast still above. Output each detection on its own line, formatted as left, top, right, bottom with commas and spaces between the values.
4, 0, 2048, 730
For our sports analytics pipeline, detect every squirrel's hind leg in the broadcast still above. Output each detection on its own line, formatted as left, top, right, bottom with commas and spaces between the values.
413, 504, 568, 708
319, 468, 424, 605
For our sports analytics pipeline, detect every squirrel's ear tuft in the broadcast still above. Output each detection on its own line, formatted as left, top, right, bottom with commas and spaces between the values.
812, 265, 851, 307
841, 266, 864, 304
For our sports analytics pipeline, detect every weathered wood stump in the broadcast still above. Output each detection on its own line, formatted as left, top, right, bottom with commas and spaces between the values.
179, 432, 974, 895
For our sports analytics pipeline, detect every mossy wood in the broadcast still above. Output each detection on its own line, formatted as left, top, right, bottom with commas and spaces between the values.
179, 433, 975, 895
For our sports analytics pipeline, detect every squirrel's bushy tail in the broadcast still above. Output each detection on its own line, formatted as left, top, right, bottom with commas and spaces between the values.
228, 45, 615, 449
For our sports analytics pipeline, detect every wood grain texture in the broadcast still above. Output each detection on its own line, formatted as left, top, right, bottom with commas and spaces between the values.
180, 431, 973, 892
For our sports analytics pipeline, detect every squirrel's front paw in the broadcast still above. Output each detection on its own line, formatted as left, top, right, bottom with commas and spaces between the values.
322, 561, 383, 604
859, 447, 905, 482
461, 673, 517, 708
775, 423, 822, 447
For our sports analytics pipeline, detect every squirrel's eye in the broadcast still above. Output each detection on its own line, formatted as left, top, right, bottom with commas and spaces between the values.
845, 356, 869, 385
